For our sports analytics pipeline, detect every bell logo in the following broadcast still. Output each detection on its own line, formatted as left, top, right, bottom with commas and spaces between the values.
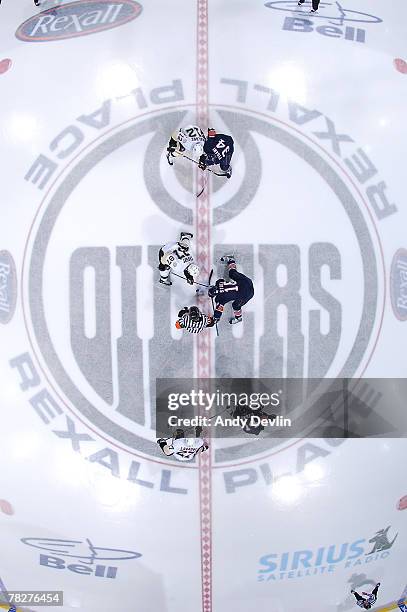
40, 555, 118, 578
22, 537, 142, 579
264, 1, 383, 45
283, 17, 366, 43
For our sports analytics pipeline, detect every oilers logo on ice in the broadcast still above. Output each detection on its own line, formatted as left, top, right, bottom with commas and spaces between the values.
16, 0, 142, 42
16, 77, 395, 473
264, 1, 383, 44
257, 526, 398, 582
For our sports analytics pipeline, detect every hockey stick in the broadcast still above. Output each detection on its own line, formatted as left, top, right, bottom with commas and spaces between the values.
207, 406, 229, 421
177, 152, 230, 177
208, 269, 219, 337
168, 150, 227, 197
196, 173, 208, 198
211, 295, 219, 337
171, 271, 209, 287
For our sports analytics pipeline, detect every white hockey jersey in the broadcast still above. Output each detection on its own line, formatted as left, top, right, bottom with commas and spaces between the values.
166, 437, 206, 462
160, 241, 194, 272
170, 125, 205, 155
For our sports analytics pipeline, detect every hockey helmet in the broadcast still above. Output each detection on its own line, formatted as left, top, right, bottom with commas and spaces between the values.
186, 263, 200, 279
188, 306, 201, 322
177, 307, 189, 318
178, 240, 189, 253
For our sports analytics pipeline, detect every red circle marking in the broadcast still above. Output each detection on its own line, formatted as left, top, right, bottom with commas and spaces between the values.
0, 58, 12, 75
394, 58, 407, 74
397, 495, 407, 510
0, 499, 14, 515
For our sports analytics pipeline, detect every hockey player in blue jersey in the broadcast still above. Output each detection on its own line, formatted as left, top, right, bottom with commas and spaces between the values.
208, 256, 254, 324
198, 128, 234, 178
351, 583, 380, 609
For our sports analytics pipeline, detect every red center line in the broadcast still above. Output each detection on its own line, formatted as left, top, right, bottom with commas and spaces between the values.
195, 2, 213, 612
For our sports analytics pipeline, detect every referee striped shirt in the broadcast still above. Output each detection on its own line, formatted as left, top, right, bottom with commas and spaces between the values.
178, 313, 212, 333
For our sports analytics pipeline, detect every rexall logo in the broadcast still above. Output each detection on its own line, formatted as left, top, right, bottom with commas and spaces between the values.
390, 249, 407, 321
264, 1, 383, 44
16, 0, 142, 42
258, 526, 397, 582
0, 251, 17, 325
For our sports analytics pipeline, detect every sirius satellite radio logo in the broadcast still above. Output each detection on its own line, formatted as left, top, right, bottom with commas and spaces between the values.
258, 526, 398, 583
18, 78, 395, 467
16, 0, 142, 42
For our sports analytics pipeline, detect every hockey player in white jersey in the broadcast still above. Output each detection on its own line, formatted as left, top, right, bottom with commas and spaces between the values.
166, 125, 205, 165
158, 231, 200, 286
157, 428, 209, 462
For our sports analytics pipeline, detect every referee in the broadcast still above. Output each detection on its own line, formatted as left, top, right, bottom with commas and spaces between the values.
298, 0, 320, 12
175, 306, 215, 334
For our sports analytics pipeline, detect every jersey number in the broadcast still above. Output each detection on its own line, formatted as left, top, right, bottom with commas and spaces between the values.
186, 127, 204, 139
213, 139, 230, 158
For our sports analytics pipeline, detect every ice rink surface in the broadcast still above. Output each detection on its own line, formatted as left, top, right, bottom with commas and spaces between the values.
1, 0, 407, 610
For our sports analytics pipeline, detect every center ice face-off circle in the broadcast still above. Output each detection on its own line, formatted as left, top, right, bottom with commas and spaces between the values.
24, 106, 383, 463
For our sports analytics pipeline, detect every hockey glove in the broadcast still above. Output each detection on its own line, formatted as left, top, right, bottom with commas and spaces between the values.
157, 439, 168, 451
184, 268, 194, 285
166, 150, 176, 166
198, 154, 207, 171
